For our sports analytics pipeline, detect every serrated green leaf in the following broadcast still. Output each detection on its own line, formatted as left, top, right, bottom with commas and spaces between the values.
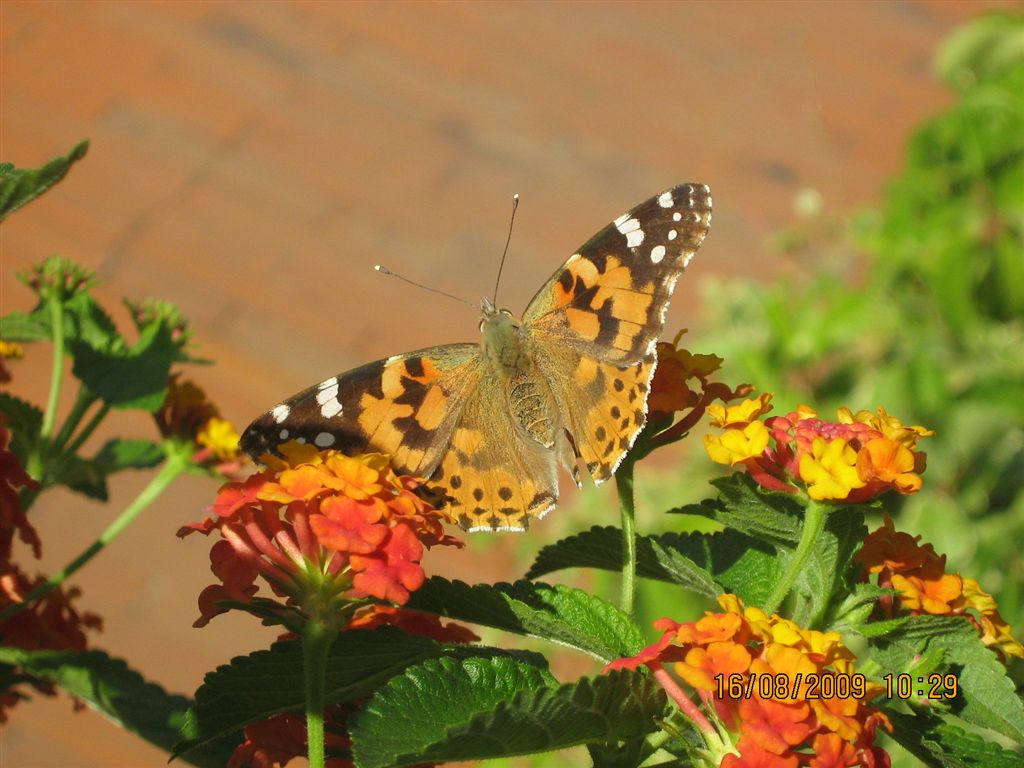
871, 616, 1024, 742
689, 474, 803, 545
825, 583, 892, 632
175, 627, 540, 759
71, 322, 177, 411
0, 646, 232, 767
0, 140, 88, 221
93, 439, 165, 471
0, 311, 51, 342
525, 525, 782, 606
0, 392, 43, 465
351, 664, 666, 768
886, 709, 1024, 767
405, 578, 645, 661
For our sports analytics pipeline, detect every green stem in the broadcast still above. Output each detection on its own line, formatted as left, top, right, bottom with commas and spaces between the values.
616, 460, 638, 616
39, 296, 66, 440
0, 452, 188, 623
763, 499, 829, 615
51, 387, 99, 455
61, 401, 110, 458
302, 615, 336, 768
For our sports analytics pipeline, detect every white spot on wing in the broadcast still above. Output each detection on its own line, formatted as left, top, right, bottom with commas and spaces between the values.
320, 399, 343, 419
279, 429, 289, 439
615, 215, 644, 248
316, 381, 343, 418
271, 404, 290, 423
650, 245, 666, 263
668, 230, 677, 240
657, 191, 674, 208
672, 211, 682, 222
315, 432, 336, 448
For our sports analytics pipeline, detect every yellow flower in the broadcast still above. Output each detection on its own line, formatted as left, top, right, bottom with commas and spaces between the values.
706, 393, 774, 429
196, 417, 241, 461
703, 421, 770, 465
798, 437, 865, 501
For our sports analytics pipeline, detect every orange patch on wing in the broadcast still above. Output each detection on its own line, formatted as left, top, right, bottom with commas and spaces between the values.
451, 427, 484, 454
415, 386, 448, 430
610, 292, 652, 325
566, 308, 600, 341
573, 356, 601, 387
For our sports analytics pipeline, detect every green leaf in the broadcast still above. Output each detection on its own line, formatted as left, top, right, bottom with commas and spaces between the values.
789, 508, 868, 626
175, 628, 541, 759
405, 578, 645, 662
93, 439, 165, 471
684, 474, 803, 546
0, 392, 43, 466
871, 616, 1024, 742
526, 525, 783, 606
0, 646, 232, 768
0, 140, 89, 221
71, 322, 177, 411
0, 311, 51, 342
350, 664, 666, 768
885, 709, 1024, 767
825, 583, 896, 633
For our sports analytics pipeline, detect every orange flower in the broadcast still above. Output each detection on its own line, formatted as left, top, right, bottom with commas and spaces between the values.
180, 445, 461, 629
857, 515, 1024, 662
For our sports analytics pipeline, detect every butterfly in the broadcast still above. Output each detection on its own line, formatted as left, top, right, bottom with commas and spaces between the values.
241, 184, 712, 531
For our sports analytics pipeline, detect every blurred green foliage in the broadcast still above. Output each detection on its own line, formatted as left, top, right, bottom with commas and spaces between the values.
699, 12, 1024, 636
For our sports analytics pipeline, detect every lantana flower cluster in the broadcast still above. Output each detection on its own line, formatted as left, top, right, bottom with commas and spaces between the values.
704, 400, 932, 502
180, 443, 461, 629
608, 594, 890, 768
156, 373, 246, 474
642, 330, 753, 450
0, 416, 102, 722
857, 514, 1024, 662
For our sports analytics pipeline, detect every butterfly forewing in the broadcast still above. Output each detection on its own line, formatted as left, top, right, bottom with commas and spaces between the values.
523, 183, 712, 365
240, 344, 481, 478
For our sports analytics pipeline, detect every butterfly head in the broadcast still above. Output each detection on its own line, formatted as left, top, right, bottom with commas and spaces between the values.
478, 296, 523, 368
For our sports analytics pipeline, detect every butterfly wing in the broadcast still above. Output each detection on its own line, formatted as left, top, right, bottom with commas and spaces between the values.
433, 368, 564, 532
240, 344, 482, 479
523, 183, 712, 482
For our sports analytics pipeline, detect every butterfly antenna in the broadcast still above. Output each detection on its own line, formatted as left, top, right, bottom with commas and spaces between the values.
492, 193, 519, 305
373, 265, 477, 310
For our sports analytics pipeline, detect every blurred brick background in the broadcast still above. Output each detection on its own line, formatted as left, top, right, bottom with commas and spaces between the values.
0, 1, 1005, 764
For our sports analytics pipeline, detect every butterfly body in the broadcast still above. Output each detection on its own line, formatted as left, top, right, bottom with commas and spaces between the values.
242, 184, 712, 531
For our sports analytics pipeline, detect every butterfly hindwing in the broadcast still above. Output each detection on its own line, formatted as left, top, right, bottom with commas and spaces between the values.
523, 183, 712, 365
434, 369, 565, 532
530, 346, 656, 483
240, 344, 481, 478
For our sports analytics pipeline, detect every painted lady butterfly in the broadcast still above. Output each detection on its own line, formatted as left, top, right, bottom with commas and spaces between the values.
241, 184, 712, 531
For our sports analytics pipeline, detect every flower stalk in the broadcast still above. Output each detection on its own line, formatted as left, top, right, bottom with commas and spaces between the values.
616, 458, 638, 616
763, 498, 828, 616
302, 609, 338, 768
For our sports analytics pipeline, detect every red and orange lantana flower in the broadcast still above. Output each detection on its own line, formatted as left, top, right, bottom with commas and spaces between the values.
180, 443, 461, 629
607, 595, 890, 768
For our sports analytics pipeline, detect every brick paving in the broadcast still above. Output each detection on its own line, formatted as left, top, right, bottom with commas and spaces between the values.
0, 1, 1004, 763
